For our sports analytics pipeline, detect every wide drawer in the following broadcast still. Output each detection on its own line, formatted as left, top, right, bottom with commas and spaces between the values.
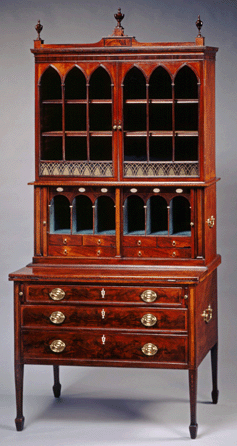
48, 246, 116, 257
22, 330, 188, 364
123, 247, 191, 259
25, 285, 184, 306
21, 305, 187, 331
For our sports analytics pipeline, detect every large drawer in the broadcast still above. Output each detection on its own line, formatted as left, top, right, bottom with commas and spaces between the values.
21, 305, 187, 331
25, 285, 185, 306
22, 330, 188, 365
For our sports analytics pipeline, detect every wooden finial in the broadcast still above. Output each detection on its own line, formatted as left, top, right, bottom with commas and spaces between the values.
35, 20, 43, 41
112, 8, 125, 36
196, 15, 203, 37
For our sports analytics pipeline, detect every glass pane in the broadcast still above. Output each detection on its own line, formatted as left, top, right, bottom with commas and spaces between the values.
41, 137, 62, 160
41, 67, 61, 100
149, 104, 172, 130
95, 196, 115, 234
175, 104, 198, 131
124, 104, 146, 131
89, 67, 111, 99
65, 137, 87, 160
89, 104, 111, 131
149, 137, 172, 161
65, 104, 86, 131
41, 104, 62, 132
124, 137, 147, 161
65, 67, 86, 99
170, 196, 191, 236
124, 195, 145, 235
149, 67, 172, 99
175, 66, 198, 99
90, 137, 112, 160
50, 195, 70, 233
147, 196, 168, 235
124, 67, 146, 99
175, 137, 198, 161
72, 195, 93, 234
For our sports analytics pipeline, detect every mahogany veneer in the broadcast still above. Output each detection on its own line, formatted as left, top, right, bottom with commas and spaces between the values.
10, 10, 220, 439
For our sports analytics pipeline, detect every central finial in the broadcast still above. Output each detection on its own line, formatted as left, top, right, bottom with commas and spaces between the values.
114, 8, 124, 28
111, 8, 125, 36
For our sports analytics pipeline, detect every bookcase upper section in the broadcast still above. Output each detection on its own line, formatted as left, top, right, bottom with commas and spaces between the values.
31, 14, 218, 184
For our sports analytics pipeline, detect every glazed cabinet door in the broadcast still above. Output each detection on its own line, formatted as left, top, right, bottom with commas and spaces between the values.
37, 62, 119, 180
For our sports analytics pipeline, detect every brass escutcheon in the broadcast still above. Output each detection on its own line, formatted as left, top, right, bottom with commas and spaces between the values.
50, 339, 66, 353
141, 343, 158, 356
141, 313, 157, 327
49, 288, 65, 301
140, 289, 157, 303
201, 304, 213, 323
49, 311, 65, 325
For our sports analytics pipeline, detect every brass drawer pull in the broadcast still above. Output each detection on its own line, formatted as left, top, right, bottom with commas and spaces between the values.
201, 304, 213, 323
101, 309, 106, 319
101, 288, 105, 298
50, 340, 66, 353
49, 288, 65, 301
207, 216, 215, 228
63, 238, 67, 245
141, 343, 158, 356
49, 311, 65, 325
137, 240, 142, 246
141, 313, 157, 327
140, 289, 157, 303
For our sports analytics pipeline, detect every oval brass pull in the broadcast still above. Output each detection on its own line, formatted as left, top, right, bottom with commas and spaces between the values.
137, 240, 142, 246
64, 249, 68, 255
172, 240, 176, 247
140, 289, 157, 303
49, 288, 65, 301
97, 250, 101, 256
138, 251, 142, 257
113, 125, 117, 130
172, 251, 176, 257
63, 238, 67, 245
201, 304, 213, 323
117, 125, 122, 130
49, 311, 66, 325
141, 313, 157, 327
97, 239, 101, 245
141, 343, 158, 356
50, 340, 66, 353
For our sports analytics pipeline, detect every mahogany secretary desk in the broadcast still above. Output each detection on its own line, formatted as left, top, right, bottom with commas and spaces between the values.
9, 10, 221, 439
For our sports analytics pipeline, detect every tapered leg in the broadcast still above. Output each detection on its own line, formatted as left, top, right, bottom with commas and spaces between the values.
53, 365, 61, 398
15, 363, 25, 431
189, 368, 198, 439
211, 342, 219, 404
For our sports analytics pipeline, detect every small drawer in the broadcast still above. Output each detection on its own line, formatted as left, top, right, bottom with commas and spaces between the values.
83, 235, 116, 247
156, 237, 191, 248
123, 247, 191, 258
123, 236, 157, 248
22, 330, 188, 365
25, 285, 184, 306
48, 246, 116, 257
21, 305, 187, 331
48, 234, 83, 246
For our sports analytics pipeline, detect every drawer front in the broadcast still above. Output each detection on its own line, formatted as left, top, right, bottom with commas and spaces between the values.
123, 236, 157, 248
22, 305, 187, 331
123, 247, 191, 259
25, 285, 184, 306
22, 330, 188, 364
48, 234, 83, 246
48, 246, 116, 257
83, 235, 115, 247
